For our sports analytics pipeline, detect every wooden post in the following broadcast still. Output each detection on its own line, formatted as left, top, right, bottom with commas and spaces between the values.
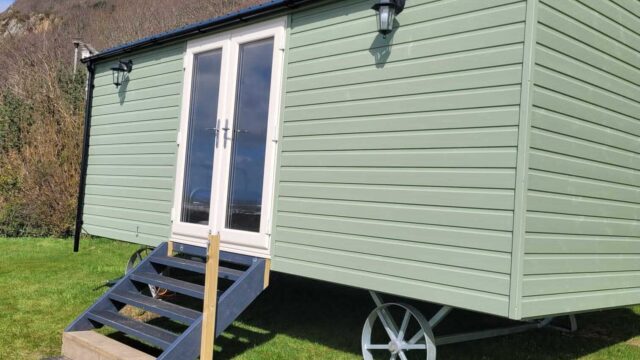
263, 259, 272, 289
200, 234, 220, 360
167, 241, 174, 257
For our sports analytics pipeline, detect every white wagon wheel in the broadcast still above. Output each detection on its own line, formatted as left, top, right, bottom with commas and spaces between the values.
125, 246, 167, 298
362, 302, 436, 360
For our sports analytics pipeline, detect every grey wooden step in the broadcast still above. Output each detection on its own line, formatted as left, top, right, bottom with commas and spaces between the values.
110, 290, 201, 325
217, 266, 244, 281
150, 255, 245, 281
87, 310, 178, 350
171, 243, 254, 267
150, 255, 205, 274
65, 242, 268, 360
170, 242, 207, 257
131, 272, 205, 299
220, 251, 255, 267
62, 331, 154, 360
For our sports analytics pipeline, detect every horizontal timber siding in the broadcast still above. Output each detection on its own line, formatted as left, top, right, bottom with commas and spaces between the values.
521, 0, 640, 318
271, 0, 528, 317
83, 43, 185, 246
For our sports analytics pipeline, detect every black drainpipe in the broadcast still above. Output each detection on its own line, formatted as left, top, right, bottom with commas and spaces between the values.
73, 61, 96, 252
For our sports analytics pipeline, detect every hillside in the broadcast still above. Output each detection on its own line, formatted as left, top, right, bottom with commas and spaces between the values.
0, 0, 263, 237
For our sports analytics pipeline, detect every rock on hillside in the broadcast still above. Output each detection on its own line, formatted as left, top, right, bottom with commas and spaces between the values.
0, 10, 60, 37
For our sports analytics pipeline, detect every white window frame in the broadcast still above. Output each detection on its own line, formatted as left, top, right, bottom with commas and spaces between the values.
171, 17, 286, 258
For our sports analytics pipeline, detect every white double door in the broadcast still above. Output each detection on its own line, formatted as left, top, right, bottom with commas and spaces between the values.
171, 19, 285, 257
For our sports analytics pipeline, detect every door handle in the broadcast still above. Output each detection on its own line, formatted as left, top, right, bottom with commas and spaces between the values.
206, 119, 221, 148
222, 119, 231, 149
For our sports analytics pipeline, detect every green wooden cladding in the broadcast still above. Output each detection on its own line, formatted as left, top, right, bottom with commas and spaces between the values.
83, 43, 186, 247
518, 0, 640, 319
81, 0, 639, 320
271, 0, 528, 318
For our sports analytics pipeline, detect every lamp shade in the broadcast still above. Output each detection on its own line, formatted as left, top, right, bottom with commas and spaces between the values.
111, 60, 133, 87
371, 0, 405, 35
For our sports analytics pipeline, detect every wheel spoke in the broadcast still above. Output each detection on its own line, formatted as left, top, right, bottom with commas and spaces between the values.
408, 330, 423, 345
397, 310, 411, 341
376, 308, 399, 341
363, 303, 435, 360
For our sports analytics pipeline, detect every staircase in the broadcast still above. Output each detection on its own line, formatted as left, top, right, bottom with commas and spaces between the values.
63, 241, 268, 360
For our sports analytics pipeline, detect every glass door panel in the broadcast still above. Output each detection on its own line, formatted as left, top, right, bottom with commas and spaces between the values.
172, 18, 285, 256
226, 39, 275, 232
181, 50, 222, 225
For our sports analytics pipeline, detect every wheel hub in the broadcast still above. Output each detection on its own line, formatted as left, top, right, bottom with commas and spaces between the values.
388, 340, 402, 354
362, 301, 437, 360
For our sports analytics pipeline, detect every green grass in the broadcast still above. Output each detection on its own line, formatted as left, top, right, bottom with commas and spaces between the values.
1, 237, 640, 359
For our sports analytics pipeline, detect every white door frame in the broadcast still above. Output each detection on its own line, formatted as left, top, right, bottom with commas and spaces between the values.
171, 34, 229, 248
171, 18, 286, 258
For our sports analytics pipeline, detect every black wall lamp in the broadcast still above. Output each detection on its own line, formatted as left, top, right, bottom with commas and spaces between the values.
372, 0, 405, 36
111, 60, 133, 87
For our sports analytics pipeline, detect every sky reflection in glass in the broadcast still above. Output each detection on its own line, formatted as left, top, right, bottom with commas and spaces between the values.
226, 39, 274, 232
181, 50, 222, 224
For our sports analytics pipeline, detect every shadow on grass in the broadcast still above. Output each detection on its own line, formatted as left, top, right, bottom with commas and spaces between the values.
105, 272, 640, 359
216, 273, 640, 359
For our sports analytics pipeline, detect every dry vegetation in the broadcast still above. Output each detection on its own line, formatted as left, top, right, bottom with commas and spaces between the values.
0, 0, 263, 236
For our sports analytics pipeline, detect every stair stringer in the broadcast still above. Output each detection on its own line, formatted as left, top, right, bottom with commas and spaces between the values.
64, 242, 268, 360
216, 258, 266, 337
156, 318, 202, 360
156, 254, 267, 359
65, 243, 169, 332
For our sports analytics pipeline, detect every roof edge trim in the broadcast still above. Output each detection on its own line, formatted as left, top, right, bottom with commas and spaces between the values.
83, 0, 313, 63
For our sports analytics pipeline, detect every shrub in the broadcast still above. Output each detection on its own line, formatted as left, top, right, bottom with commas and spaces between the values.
0, 34, 85, 237
0, 0, 264, 237
0, 91, 33, 152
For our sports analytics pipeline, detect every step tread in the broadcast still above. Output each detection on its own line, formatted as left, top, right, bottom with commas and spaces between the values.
63, 331, 154, 360
87, 310, 178, 350
131, 272, 205, 299
218, 266, 244, 281
150, 255, 205, 274
169, 243, 255, 266
148, 255, 245, 281
110, 290, 201, 324
220, 251, 255, 267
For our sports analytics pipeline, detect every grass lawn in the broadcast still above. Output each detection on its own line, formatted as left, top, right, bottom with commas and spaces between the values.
1, 237, 640, 359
